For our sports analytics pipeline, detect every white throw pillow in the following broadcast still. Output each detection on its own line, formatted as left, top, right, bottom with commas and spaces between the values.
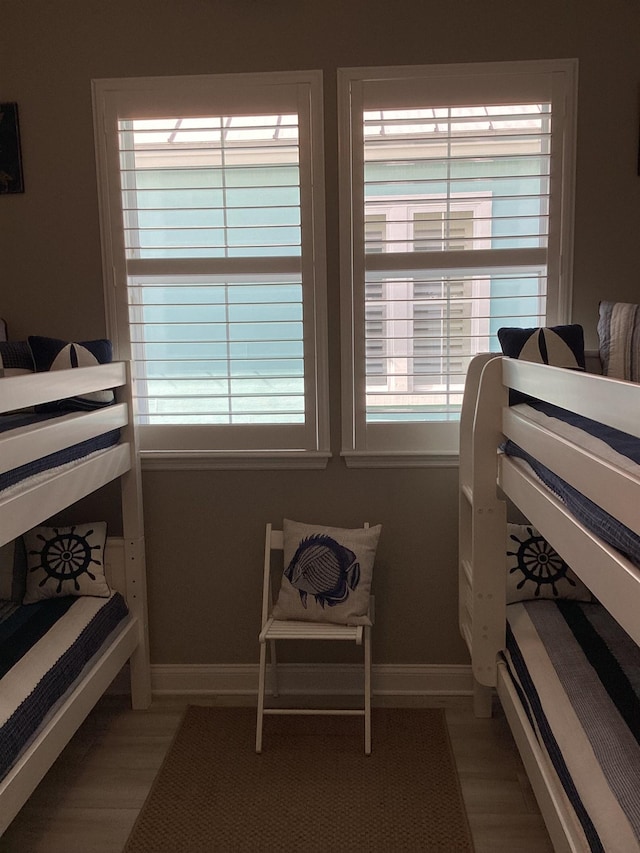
272, 519, 381, 626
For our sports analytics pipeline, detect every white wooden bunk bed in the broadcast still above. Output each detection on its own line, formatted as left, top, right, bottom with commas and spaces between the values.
459, 352, 640, 852
0, 340, 151, 835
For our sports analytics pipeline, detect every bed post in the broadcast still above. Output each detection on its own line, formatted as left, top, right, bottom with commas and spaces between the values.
459, 356, 508, 717
471, 358, 507, 689
473, 681, 494, 718
120, 361, 151, 709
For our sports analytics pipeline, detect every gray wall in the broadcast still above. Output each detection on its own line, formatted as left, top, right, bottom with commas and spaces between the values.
2, 0, 639, 667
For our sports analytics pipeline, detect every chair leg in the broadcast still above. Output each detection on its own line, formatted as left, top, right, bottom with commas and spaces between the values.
269, 638, 279, 698
364, 624, 372, 755
256, 640, 268, 753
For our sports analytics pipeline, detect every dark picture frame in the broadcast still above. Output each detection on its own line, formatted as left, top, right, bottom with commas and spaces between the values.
0, 103, 24, 194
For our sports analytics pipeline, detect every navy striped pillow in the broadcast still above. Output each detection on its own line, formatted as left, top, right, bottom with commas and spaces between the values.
0, 340, 34, 377
598, 301, 640, 382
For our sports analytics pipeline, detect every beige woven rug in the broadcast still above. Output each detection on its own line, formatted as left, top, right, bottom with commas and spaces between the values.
124, 706, 474, 852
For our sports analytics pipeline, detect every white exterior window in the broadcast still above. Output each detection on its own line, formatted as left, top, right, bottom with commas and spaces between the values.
338, 60, 577, 465
93, 71, 329, 468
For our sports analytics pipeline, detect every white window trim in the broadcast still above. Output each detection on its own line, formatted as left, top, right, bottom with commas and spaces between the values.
338, 59, 578, 468
92, 70, 330, 470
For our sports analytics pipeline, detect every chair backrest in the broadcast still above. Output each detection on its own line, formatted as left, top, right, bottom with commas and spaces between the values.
269, 526, 283, 552
260, 523, 371, 627
260, 523, 280, 627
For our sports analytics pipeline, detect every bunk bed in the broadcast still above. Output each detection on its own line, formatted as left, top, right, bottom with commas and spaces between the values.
0, 325, 151, 836
459, 349, 640, 852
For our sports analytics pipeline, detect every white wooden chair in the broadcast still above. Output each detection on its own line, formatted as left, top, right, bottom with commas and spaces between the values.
256, 523, 373, 754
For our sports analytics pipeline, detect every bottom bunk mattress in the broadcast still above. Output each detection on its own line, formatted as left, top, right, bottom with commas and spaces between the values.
503, 599, 640, 852
0, 592, 129, 781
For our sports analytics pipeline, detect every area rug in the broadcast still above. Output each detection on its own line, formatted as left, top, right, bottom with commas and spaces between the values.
124, 706, 474, 852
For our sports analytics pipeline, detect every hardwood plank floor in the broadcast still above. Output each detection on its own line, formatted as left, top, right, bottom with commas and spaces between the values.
0, 695, 553, 853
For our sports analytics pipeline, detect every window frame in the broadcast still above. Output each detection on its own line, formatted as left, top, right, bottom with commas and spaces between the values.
92, 70, 330, 470
338, 59, 578, 467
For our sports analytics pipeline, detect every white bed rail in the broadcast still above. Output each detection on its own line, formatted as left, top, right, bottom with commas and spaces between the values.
0, 404, 128, 477
0, 362, 134, 549
0, 362, 126, 415
459, 356, 507, 690
502, 358, 639, 437
461, 354, 640, 689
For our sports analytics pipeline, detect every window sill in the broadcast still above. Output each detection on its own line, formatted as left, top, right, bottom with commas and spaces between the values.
140, 450, 331, 471
341, 451, 459, 468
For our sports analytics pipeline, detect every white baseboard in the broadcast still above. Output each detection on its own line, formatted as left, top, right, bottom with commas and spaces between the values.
147, 663, 473, 697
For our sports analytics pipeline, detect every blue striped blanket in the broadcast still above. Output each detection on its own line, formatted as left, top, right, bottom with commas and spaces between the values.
503, 401, 640, 567
0, 593, 129, 781
504, 600, 640, 852
0, 412, 120, 493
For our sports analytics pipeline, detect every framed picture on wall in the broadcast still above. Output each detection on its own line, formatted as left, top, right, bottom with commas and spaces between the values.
0, 103, 24, 194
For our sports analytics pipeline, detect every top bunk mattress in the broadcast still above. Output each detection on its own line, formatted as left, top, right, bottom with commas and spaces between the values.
504, 599, 640, 853
503, 400, 640, 568
0, 409, 120, 494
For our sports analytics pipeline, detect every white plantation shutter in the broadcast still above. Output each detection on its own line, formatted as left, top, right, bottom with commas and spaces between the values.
119, 114, 302, 260
339, 60, 577, 462
93, 72, 329, 463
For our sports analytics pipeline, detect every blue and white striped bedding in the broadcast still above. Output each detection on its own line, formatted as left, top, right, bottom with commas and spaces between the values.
504, 600, 640, 852
503, 401, 640, 568
0, 592, 129, 782
0, 412, 120, 494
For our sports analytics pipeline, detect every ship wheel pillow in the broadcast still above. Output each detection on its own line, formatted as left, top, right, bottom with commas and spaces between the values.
272, 519, 382, 626
22, 522, 111, 603
506, 523, 591, 604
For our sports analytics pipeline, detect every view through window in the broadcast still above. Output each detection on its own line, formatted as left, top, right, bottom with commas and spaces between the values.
361, 103, 550, 424
120, 114, 305, 426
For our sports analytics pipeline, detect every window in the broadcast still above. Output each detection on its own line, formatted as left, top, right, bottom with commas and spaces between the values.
338, 60, 577, 464
93, 71, 329, 468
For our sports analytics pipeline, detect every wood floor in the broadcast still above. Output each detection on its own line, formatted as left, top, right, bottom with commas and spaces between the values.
0, 694, 553, 853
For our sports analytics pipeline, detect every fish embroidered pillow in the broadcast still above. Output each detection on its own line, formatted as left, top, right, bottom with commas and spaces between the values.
272, 520, 382, 626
